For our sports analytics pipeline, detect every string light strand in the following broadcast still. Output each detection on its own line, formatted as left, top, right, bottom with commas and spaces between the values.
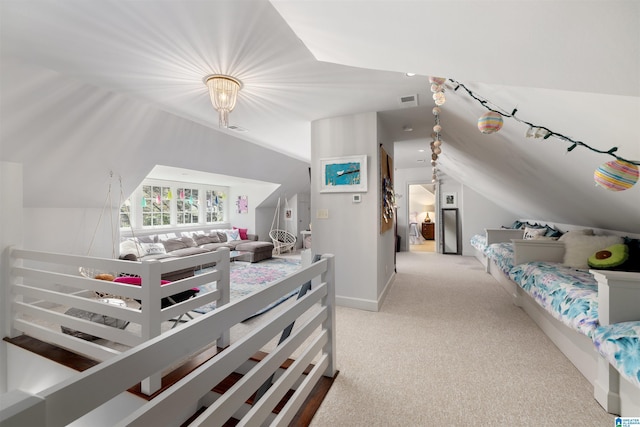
449, 79, 640, 166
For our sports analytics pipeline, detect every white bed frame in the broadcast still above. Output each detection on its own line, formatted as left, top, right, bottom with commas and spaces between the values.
475, 230, 640, 416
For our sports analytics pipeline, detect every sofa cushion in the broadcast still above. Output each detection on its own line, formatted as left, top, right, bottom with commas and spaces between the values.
198, 242, 234, 251
235, 241, 274, 252
166, 247, 210, 257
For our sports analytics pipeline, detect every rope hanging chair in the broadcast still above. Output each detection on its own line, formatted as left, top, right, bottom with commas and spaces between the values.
79, 172, 139, 286
269, 197, 296, 255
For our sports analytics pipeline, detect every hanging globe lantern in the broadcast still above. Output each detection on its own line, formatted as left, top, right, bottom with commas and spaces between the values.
477, 111, 504, 134
429, 76, 446, 85
432, 107, 441, 116
594, 160, 639, 191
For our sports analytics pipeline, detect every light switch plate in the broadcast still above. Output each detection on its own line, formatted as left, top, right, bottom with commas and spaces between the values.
316, 209, 329, 219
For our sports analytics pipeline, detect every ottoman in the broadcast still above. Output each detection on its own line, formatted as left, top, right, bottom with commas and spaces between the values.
234, 241, 275, 263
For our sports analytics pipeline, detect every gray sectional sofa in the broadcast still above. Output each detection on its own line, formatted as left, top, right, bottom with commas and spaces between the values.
119, 229, 274, 280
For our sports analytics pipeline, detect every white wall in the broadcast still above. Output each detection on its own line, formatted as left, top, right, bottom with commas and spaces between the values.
311, 112, 385, 311
376, 118, 396, 301
228, 183, 281, 240
461, 185, 521, 255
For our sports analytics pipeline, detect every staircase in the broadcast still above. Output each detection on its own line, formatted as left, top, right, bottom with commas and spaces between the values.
4, 337, 336, 426
1, 254, 337, 427
184, 351, 336, 426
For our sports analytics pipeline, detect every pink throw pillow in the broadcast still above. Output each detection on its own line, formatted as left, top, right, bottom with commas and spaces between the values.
113, 276, 171, 286
233, 227, 248, 240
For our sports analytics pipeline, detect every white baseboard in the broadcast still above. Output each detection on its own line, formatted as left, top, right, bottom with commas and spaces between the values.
336, 272, 396, 312
335, 295, 378, 311
377, 271, 395, 309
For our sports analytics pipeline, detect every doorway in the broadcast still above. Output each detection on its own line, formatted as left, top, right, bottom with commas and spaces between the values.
408, 183, 436, 253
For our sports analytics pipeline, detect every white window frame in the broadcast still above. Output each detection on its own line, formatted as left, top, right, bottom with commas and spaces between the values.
120, 179, 229, 230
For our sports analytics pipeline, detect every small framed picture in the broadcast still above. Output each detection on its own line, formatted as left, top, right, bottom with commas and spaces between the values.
320, 155, 368, 193
443, 192, 457, 208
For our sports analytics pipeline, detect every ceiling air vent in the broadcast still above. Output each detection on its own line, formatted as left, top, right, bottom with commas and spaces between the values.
228, 125, 247, 133
399, 94, 419, 107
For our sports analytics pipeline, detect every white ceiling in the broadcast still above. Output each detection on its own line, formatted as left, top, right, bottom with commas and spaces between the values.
1, 0, 639, 232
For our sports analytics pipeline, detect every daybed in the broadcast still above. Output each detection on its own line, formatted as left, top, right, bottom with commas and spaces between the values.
470, 222, 640, 416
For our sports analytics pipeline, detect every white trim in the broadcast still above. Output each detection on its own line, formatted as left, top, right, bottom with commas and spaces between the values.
335, 295, 379, 311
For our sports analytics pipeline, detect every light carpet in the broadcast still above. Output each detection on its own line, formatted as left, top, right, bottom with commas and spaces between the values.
193, 257, 301, 315
310, 251, 615, 426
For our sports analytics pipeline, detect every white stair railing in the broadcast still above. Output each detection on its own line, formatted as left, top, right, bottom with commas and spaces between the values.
8, 246, 231, 394
1, 254, 335, 427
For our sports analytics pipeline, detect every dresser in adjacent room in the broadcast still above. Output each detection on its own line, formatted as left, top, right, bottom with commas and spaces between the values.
421, 222, 435, 240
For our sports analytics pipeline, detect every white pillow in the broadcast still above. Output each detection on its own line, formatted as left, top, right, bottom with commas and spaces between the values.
523, 227, 547, 240
119, 239, 143, 257
140, 242, 167, 256
559, 229, 594, 241
562, 234, 623, 269
224, 229, 241, 241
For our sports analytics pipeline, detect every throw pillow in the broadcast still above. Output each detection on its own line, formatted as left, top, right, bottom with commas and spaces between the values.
559, 229, 594, 241
140, 242, 167, 256
523, 227, 547, 240
233, 227, 248, 240
193, 234, 215, 246
114, 276, 171, 286
178, 236, 197, 247
161, 238, 189, 253
562, 234, 623, 269
225, 229, 241, 241
119, 239, 143, 257
588, 244, 629, 269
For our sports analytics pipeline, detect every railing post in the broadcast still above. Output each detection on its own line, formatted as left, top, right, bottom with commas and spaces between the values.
216, 247, 230, 348
5, 246, 21, 339
140, 259, 162, 395
321, 254, 336, 377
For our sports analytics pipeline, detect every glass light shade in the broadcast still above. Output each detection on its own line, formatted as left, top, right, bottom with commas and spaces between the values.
204, 75, 241, 128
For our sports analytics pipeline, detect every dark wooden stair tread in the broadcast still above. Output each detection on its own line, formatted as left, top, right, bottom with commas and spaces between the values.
6, 335, 338, 426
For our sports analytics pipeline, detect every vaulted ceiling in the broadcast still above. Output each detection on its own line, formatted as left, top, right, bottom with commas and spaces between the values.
1, 0, 638, 232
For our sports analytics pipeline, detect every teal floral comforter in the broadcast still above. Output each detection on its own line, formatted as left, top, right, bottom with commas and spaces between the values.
508, 262, 599, 338
486, 242, 515, 275
592, 322, 640, 389
471, 234, 487, 252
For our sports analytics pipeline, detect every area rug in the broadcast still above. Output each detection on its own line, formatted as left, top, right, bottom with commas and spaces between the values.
193, 257, 302, 318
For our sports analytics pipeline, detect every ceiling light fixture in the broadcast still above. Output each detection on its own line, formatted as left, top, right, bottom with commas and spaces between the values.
203, 74, 242, 128
403, 125, 413, 132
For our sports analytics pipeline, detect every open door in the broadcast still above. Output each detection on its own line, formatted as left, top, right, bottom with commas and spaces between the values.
408, 183, 436, 253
